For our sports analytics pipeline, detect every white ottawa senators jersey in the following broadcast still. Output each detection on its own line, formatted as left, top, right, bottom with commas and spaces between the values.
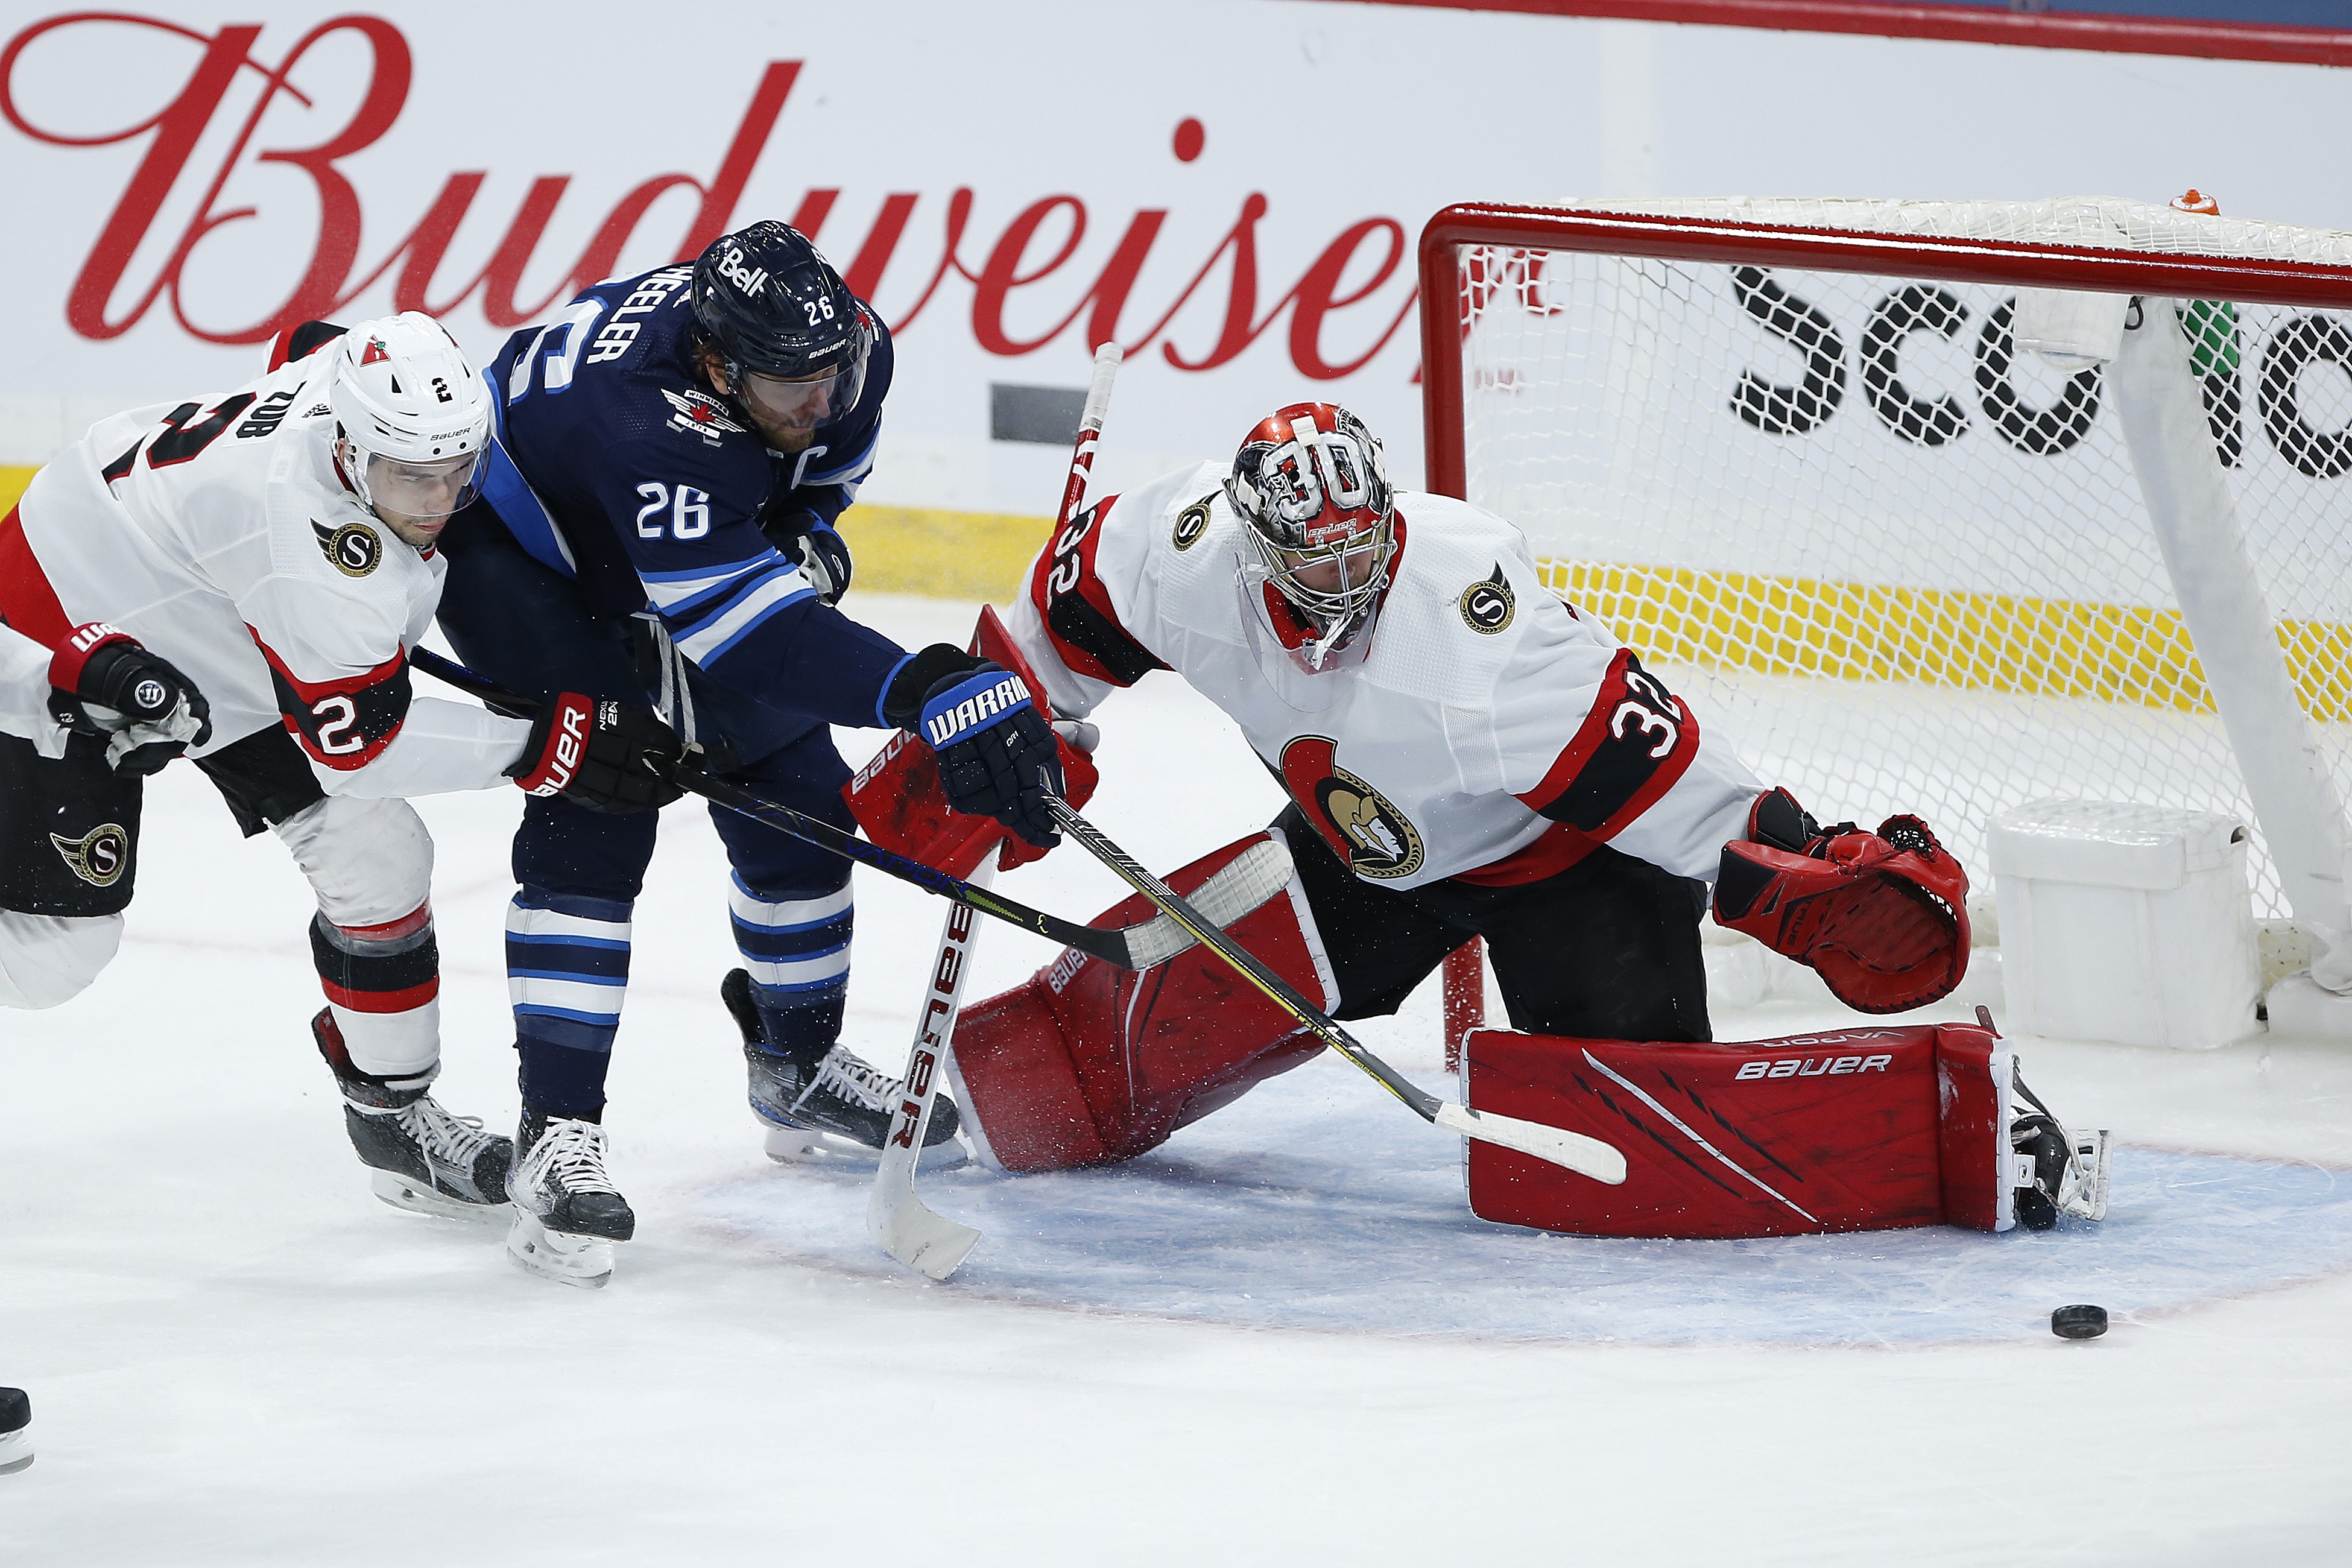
0, 353, 526, 795
1005, 462, 1765, 891
0, 621, 65, 755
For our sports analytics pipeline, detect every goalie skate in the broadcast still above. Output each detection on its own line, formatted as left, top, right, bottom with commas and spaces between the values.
720, 969, 967, 1171
2012, 1067, 2111, 1230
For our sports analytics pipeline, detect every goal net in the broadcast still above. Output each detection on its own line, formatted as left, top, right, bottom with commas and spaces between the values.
1420, 197, 2352, 929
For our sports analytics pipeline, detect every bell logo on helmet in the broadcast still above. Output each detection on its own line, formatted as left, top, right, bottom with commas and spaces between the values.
716, 245, 768, 297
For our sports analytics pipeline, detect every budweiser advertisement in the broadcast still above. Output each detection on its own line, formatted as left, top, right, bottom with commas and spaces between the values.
4, 3, 2346, 511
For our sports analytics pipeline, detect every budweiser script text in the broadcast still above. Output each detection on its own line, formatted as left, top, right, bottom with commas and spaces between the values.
2, 12, 1420, 377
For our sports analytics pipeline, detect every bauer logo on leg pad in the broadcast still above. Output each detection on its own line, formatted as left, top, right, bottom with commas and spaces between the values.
50, 823, 130, 887
920, 674, 1032, 748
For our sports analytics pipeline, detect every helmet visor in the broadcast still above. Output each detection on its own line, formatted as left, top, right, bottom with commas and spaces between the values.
740, 360, 865, 432
362, 449, 487, 522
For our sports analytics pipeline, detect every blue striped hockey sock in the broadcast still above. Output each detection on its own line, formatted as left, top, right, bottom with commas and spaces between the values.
729, 875, 852, 1066
505, 889, 633, 1120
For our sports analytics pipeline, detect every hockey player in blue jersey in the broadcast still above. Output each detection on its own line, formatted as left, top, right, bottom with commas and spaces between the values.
438, 221, 1063, 1286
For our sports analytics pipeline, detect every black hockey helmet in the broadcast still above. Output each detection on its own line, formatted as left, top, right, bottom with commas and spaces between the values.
690, 221, 873, 433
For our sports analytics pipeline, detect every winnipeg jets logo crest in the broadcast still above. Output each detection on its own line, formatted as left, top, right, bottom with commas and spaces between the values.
313, 519, 382, 577
661, 388, 746, 447
1459, 565, 1514, 634
1172, 494, 1213, 551
50, 823, 130, 888
1279, 736, 1424, 881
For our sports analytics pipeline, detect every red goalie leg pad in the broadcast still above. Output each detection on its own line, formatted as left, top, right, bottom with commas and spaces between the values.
846, 604, 1098, 879
949, 833, 1327, 1173
1463, 1019, 2012, 1237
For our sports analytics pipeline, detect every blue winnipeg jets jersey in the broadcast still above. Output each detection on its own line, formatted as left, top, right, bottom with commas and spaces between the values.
479, 262, 905, 727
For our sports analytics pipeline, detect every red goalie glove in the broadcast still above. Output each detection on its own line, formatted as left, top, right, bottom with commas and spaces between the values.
1713, 788, 1970, 1014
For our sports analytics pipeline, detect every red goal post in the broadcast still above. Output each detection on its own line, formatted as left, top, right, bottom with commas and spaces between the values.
1419, 198, 2352, 1061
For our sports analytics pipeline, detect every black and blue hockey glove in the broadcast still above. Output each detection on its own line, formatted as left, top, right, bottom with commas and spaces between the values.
884, 644, 1064, 848
757, 501, 852, 605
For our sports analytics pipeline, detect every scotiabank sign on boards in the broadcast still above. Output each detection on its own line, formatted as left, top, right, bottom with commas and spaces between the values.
0, 7, 1459, 506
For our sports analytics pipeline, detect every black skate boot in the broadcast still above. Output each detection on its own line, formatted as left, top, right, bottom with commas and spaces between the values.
2011, 1065, 2111, 1231
719, 968, 964, 1166
505, 1108, 633, 1289
314, 1010, 511, 1222
0, 1388, 29, 1476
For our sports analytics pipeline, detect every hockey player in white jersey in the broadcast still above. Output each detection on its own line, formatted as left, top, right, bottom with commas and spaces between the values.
0, 312, 681, 1225
942, 403, 1987, 1187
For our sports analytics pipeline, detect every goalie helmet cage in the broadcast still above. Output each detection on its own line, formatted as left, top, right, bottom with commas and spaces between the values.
1421, 198, 2352, 1060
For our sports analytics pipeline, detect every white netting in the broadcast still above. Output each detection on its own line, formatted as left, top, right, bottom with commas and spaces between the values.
1452, 197, 2352, 917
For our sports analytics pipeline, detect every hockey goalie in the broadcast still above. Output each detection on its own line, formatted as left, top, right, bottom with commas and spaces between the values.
891, 402, 2106, 1238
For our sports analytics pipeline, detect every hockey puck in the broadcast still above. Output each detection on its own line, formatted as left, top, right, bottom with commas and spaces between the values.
2051, 1304, 2108, 1339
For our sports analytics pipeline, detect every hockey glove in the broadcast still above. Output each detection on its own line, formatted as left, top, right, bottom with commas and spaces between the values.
507, 694, 685, 814
884, 644, 1064, 848
757, 501, 852, 605
1712, 786, 1971, 1014
47, 622, 212, 776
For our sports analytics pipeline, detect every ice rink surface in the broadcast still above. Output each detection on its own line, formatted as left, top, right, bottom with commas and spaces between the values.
4, 595, 2350, 1564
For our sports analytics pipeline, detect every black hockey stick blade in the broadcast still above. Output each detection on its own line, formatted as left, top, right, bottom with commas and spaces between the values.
1041, 794, 1627, 1184
407, 645, 1145, 969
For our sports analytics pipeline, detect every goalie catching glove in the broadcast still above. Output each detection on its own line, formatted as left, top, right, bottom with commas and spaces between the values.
1713, 787, 1970, 1014
507, 694, 684, 814
47, 622, 212, 776
883, 644, 1065, 849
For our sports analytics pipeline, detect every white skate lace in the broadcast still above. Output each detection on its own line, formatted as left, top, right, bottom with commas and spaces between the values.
400, 1096, 502, 1173
525, 1118, 621, 1198
793, 1049, 898, 1116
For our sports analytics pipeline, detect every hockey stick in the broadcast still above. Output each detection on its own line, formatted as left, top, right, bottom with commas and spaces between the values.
866, 869, 989, 1279
409, 643, 1154, 968
868, 342, 1124, 1280
1043, 794, 1630, 1184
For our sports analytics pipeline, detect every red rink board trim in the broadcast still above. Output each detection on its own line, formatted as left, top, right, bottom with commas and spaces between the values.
1330, 0, 2352, 68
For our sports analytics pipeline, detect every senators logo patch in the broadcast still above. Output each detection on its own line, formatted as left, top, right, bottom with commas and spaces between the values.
1172, 494, 1214, 551
1459, 565, 1515, 634
1279, 736, 1425, 881
312, 519, 382, 577
51, 823, 130, 888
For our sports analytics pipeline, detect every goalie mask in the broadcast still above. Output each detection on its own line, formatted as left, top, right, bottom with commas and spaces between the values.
329, 311, 490, 526
1227, 403, 1397, 671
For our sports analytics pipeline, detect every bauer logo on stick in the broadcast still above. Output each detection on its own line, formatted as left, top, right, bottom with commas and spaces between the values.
1459, 565, 1515, 634
50, 823, 130, 887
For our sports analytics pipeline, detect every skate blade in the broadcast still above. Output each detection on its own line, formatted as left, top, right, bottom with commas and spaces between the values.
505, 1210, 615, 1289
762, 1121, 969, 1172
370, 1169, 510, 1224
0, 1429, 30, 1475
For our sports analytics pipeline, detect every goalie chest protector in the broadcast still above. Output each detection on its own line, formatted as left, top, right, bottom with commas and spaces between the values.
1462, 1023, 2015, 1238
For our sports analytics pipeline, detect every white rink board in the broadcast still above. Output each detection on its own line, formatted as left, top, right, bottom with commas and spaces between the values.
1, 596, 2350, 1564
9, 4, 2352, 504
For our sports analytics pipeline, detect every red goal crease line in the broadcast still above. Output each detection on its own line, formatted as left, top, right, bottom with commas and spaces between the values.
1327, 0, 2352, 69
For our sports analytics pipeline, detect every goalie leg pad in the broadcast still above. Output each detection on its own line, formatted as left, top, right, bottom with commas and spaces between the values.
1463, 1018, 2017, 1238
948, 833, 1329, 1173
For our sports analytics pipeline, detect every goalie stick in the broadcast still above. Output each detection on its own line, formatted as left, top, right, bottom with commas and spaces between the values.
869, 341, 1125, 1281
1043, 792, 1631, 1185
408, 642, 1184, 970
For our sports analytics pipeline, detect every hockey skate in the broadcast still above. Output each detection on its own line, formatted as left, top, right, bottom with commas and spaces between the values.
505, 1110, 633, 1289
314, 1010, 512, 1222
2011, 1066, 2111, 1231
720, 969, 967, 1170
0, 1388, 28, 1476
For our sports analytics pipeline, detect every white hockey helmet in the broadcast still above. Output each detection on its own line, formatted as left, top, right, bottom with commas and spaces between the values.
329, 311, 491, 522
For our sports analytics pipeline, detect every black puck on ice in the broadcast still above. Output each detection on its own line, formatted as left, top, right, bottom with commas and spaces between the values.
2051, 1304, 2108, 1339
